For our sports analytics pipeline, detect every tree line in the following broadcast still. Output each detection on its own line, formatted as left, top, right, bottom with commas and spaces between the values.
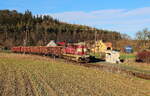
0, 10, 122, 49
136, 28, 150, 49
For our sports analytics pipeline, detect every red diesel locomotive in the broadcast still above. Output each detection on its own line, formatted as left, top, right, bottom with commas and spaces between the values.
11, 44, 90, 62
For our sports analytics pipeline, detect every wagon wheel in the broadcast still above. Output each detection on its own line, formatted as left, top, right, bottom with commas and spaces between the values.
77, 57, 82, 63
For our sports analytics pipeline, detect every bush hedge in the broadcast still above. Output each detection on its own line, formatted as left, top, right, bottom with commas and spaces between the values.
137, 50, 150, 63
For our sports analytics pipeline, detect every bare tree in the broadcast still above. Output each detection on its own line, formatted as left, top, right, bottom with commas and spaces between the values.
121, 33, 131, 40
136, 28, 150, 49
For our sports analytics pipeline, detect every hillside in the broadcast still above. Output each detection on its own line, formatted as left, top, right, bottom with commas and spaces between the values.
0, 10, 122, 48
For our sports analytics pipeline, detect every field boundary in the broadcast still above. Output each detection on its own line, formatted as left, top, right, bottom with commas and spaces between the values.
79, 63, 150, 80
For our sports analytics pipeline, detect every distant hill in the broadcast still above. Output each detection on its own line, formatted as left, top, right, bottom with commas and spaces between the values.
0, 10, 122, 48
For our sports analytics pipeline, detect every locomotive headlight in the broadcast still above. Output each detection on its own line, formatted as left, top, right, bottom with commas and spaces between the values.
77, 48, 82, 52
83, 48, 87, 52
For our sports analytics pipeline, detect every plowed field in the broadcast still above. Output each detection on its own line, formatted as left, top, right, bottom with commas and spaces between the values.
0, 52, 150, 96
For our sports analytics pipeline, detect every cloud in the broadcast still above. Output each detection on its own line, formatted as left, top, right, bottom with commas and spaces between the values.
123, 7, 150, 16
49, 7, 150, 37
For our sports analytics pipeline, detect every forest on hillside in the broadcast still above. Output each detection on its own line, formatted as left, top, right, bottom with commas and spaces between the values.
0, 10, 122, 48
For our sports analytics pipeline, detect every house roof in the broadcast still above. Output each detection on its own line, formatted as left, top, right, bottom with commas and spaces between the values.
57, 42, 65, 46
46, 40, 57, 46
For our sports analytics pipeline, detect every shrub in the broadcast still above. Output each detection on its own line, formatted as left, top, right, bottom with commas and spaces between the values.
137, 50, 150, 63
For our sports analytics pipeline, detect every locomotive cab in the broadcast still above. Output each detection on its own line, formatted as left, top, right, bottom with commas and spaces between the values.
62, 44, 90, 63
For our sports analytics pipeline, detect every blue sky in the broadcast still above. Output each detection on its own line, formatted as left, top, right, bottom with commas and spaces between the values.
1, 0, 150, 38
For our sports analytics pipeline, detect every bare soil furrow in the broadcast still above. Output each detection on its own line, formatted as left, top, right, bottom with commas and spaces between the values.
0, 75, 6, 96
0, 62, 10, 96
39, 74, 58, 96
13, 70, 26, 96
21, 72, 36, 96
0, 52, 149, 96
32, 72, 58, 96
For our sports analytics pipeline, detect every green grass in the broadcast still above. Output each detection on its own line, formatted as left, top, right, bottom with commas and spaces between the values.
90, 52, 105, 59
120, 53, 136, 59
0, 50, 12, 53
0, 52, 150, 96
119, 62, 150, 73
119, 53, 150, 74
111, 63, 150, 74
94, 61, 150, 75
91, 52, 136, 60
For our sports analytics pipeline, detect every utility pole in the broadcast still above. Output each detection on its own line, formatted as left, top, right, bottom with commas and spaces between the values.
23, 30, 26, 46
23, 26, 28, 46
94, 28, 97, 43
4, 26, 8, 40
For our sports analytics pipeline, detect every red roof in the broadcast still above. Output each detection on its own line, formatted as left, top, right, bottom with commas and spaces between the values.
57, 42, 66, 45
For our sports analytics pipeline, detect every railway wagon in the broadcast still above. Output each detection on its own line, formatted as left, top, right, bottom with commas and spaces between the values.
38, 46, 63, 56
39, 46, 49, 55
11, 44, 90, 62
47, 46, 63, 57
11, 46, 22, 53
21, 46, 31, 53
12, 46, 63, 56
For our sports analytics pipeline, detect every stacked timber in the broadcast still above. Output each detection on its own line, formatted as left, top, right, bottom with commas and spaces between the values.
91, 40, 107, 53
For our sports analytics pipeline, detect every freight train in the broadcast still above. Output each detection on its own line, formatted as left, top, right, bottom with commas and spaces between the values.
11, 44, 90, 63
